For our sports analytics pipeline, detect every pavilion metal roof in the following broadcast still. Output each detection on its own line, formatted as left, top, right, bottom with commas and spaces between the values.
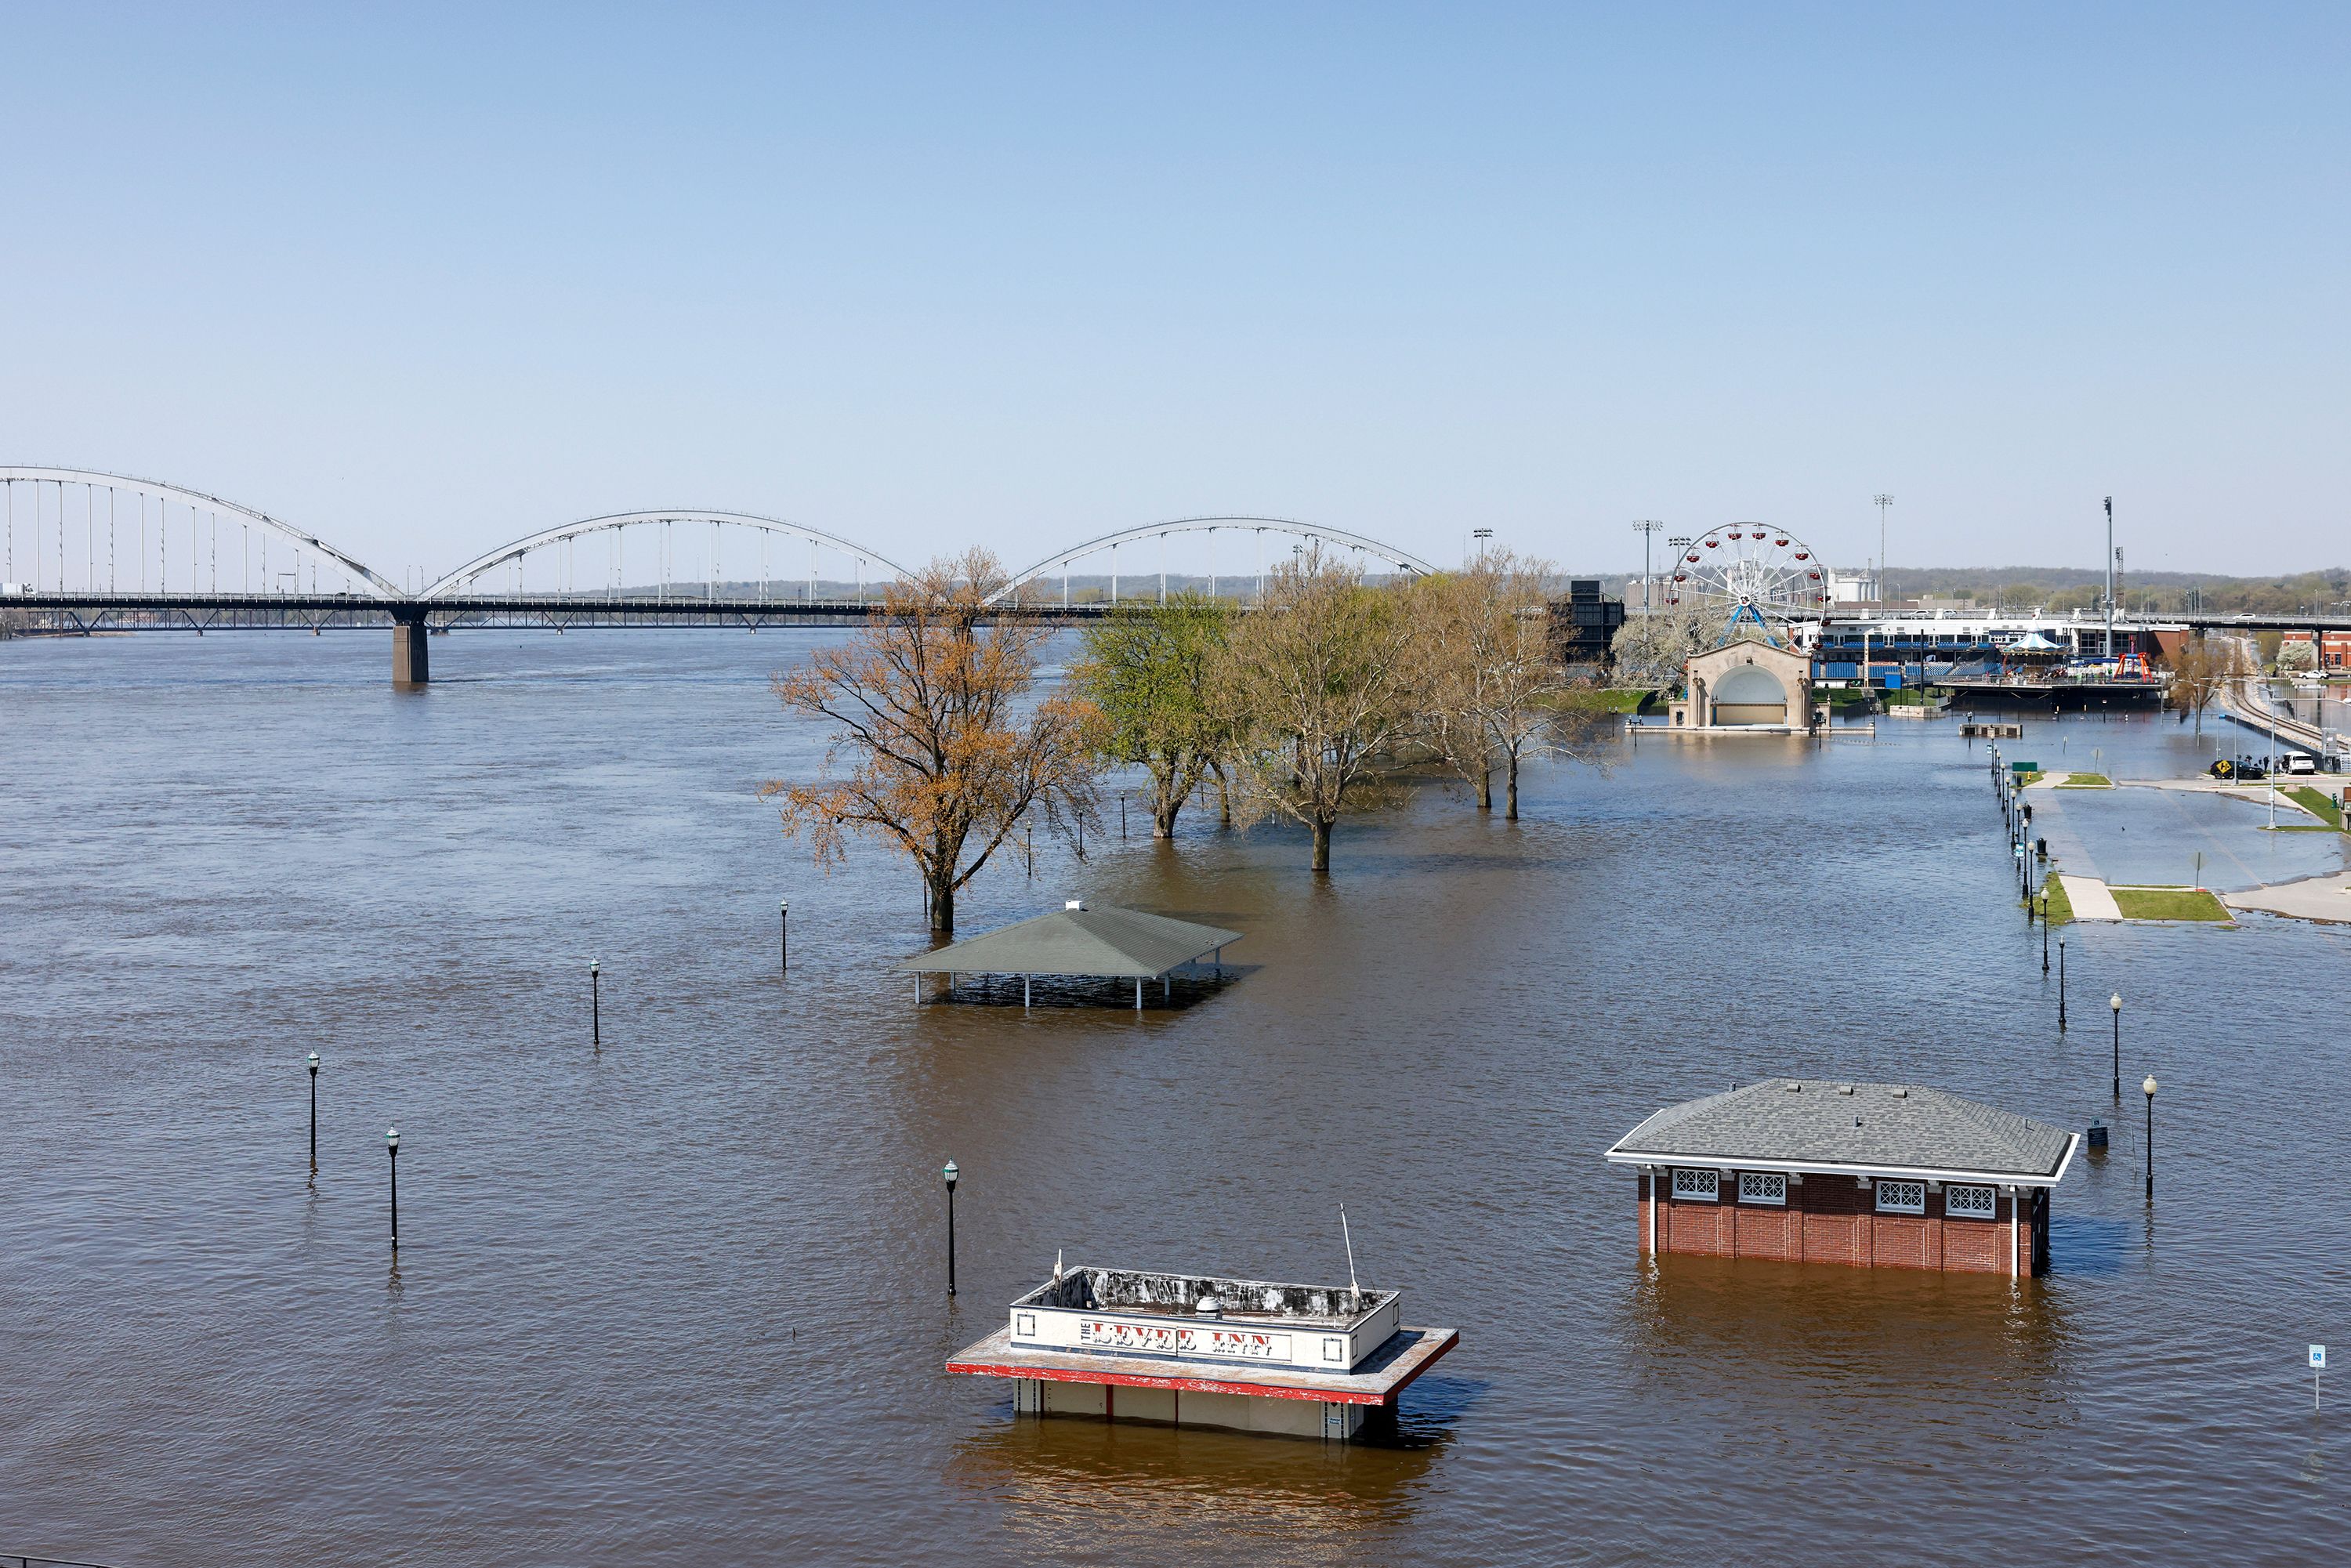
1604, 1079, 2077, 1183
896, 903, 1243, 980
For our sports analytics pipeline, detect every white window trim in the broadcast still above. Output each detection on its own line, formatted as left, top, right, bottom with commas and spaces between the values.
1875, 1179, 1926, 1215
1671, 1167, 1719, 1202
1737, 1170, 1788, 1207
1943, 1183, 1998, 1221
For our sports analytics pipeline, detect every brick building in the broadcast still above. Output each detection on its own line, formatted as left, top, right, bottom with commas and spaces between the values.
1604, 1080, 2078, 1278
2280, 629, 2351, 671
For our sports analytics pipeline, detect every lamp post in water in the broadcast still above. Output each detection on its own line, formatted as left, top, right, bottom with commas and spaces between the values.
2057, 940, 2067, 1030
590, 958, 600, 1048
2143, 1076, 2158, 1200
306, 1051, 320, 1174
943, 1160, 959, 1298
387, 1127, 400, 1252
2110, 993, 2124, 1099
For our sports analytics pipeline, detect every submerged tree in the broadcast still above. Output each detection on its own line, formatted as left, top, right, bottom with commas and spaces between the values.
760, 550, 1099, 932
1070, 592, 1235, 838
1413, 550, 1588, 820
1215, 546, 1421, 873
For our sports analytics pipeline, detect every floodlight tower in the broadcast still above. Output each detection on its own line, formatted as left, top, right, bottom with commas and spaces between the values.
1632, 520, 1665, 612
1873, 494, 1893, 603
2104, 496, 2115, 658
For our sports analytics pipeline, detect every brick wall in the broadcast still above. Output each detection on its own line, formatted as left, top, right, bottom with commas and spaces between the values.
1644, 1168, 2048, 1275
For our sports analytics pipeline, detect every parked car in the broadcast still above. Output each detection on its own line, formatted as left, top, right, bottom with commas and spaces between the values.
2281, 752, 2319, 775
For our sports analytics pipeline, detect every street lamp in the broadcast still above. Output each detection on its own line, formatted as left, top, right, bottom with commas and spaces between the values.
943, 1160, 959, 1298
2057, 940, 2067, 1030
780, 900, 789, 973
2142, 1076, 2157, 1200
2110, 993, 2123, 1099
589, 958, 601, 1048
306, 1051, 320, 1173
387, 1126, 400, 1252
2039, 895, 2050, 972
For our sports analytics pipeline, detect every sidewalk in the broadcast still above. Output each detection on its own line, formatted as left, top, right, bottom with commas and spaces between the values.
2058, 872, 2123, 921
2226, 869, 2351, 925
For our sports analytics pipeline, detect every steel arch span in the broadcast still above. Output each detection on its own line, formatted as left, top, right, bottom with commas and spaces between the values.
0, 465, 400, 597
990, 516, 1440, 604
418, 509, 915, 600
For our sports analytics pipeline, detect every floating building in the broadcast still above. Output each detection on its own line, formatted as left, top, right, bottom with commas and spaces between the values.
1604, 1080, 2079, 1277
947, 1265, 1458, 1440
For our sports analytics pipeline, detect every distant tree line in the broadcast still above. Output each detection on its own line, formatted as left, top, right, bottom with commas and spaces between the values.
762, 547, 1607, 930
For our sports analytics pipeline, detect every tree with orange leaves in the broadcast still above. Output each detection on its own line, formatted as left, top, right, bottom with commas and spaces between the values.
760, 550, 1099, 933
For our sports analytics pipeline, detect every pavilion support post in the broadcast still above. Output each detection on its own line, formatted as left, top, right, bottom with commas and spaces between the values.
1135, 979, 1142, 1012
1023, 976, 1031, 1009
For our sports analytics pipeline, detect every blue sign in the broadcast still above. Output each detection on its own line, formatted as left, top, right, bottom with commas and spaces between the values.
2315, 1345, 2329, 1369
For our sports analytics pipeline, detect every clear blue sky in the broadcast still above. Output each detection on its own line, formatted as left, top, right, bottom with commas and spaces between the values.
2, 2, 2342, 581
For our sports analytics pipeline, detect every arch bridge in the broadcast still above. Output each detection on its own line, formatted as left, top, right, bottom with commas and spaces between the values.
2, 469, 1451, 685
991, 515, 1439, 607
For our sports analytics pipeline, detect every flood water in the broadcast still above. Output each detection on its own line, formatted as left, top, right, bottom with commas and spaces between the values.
2, 631, 2346, 1566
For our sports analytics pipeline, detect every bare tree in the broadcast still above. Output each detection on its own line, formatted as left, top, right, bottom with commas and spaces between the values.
2165, 634, 2242, 734
760, 550, 1098, 932
1215, 545, 1421, 873
1610, 600, 1718, 689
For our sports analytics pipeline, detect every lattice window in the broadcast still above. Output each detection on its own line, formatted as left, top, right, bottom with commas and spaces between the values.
1671, 1168, 1719, 1202
1875, 1179, 1926, 1215
1738, 1171, 1788, 1206
1943, 1184, 1998, 1220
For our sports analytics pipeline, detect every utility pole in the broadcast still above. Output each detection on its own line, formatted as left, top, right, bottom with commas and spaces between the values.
1874, 494, 1893, 604
2103, 496, 2115, 659
1632, 521, 1665, 614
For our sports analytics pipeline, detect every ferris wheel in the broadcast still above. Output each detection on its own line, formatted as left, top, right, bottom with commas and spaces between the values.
1664, 523, 1828, 621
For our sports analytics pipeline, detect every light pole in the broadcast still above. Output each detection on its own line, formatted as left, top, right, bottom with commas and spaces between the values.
590, 958, 600, 1048
942, 1160, 958, 1298
1472, 527, 1494, 563
1632, 520, 1665, 612
780, 900, 789, 973
306, 1051, 320, 1174
2040, 896, 2050, 972
387, 1126, 400, 1252
2110, 993, 2123, 1099
2142, 1076, 2157, 1200
2057, 940, 2067, 1030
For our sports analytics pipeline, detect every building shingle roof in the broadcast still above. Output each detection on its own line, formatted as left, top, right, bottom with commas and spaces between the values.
1606, 1079, 2075, 1182
896, 903, 1241, 980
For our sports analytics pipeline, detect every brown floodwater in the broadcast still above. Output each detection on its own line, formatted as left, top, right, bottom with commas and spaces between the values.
2, 630, 2345, 1566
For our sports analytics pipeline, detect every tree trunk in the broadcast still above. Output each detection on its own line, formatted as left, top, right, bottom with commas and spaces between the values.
1218, 768, 1233, 827
1476, 762, 1491, 810
1505, 749, 1521, 821
1154, 799, 1180, 838
928, 874, 956, 933
1310, 815, 1333, 874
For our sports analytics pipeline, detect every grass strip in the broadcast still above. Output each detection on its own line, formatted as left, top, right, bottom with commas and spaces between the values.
2286, 785, 2343, 827
2031, 875, 2074, 925
2110, 886, 2231, 922
2057, 773, 2113, 788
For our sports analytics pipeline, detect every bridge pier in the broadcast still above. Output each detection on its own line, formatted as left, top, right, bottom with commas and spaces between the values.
392, 611, 431, 686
